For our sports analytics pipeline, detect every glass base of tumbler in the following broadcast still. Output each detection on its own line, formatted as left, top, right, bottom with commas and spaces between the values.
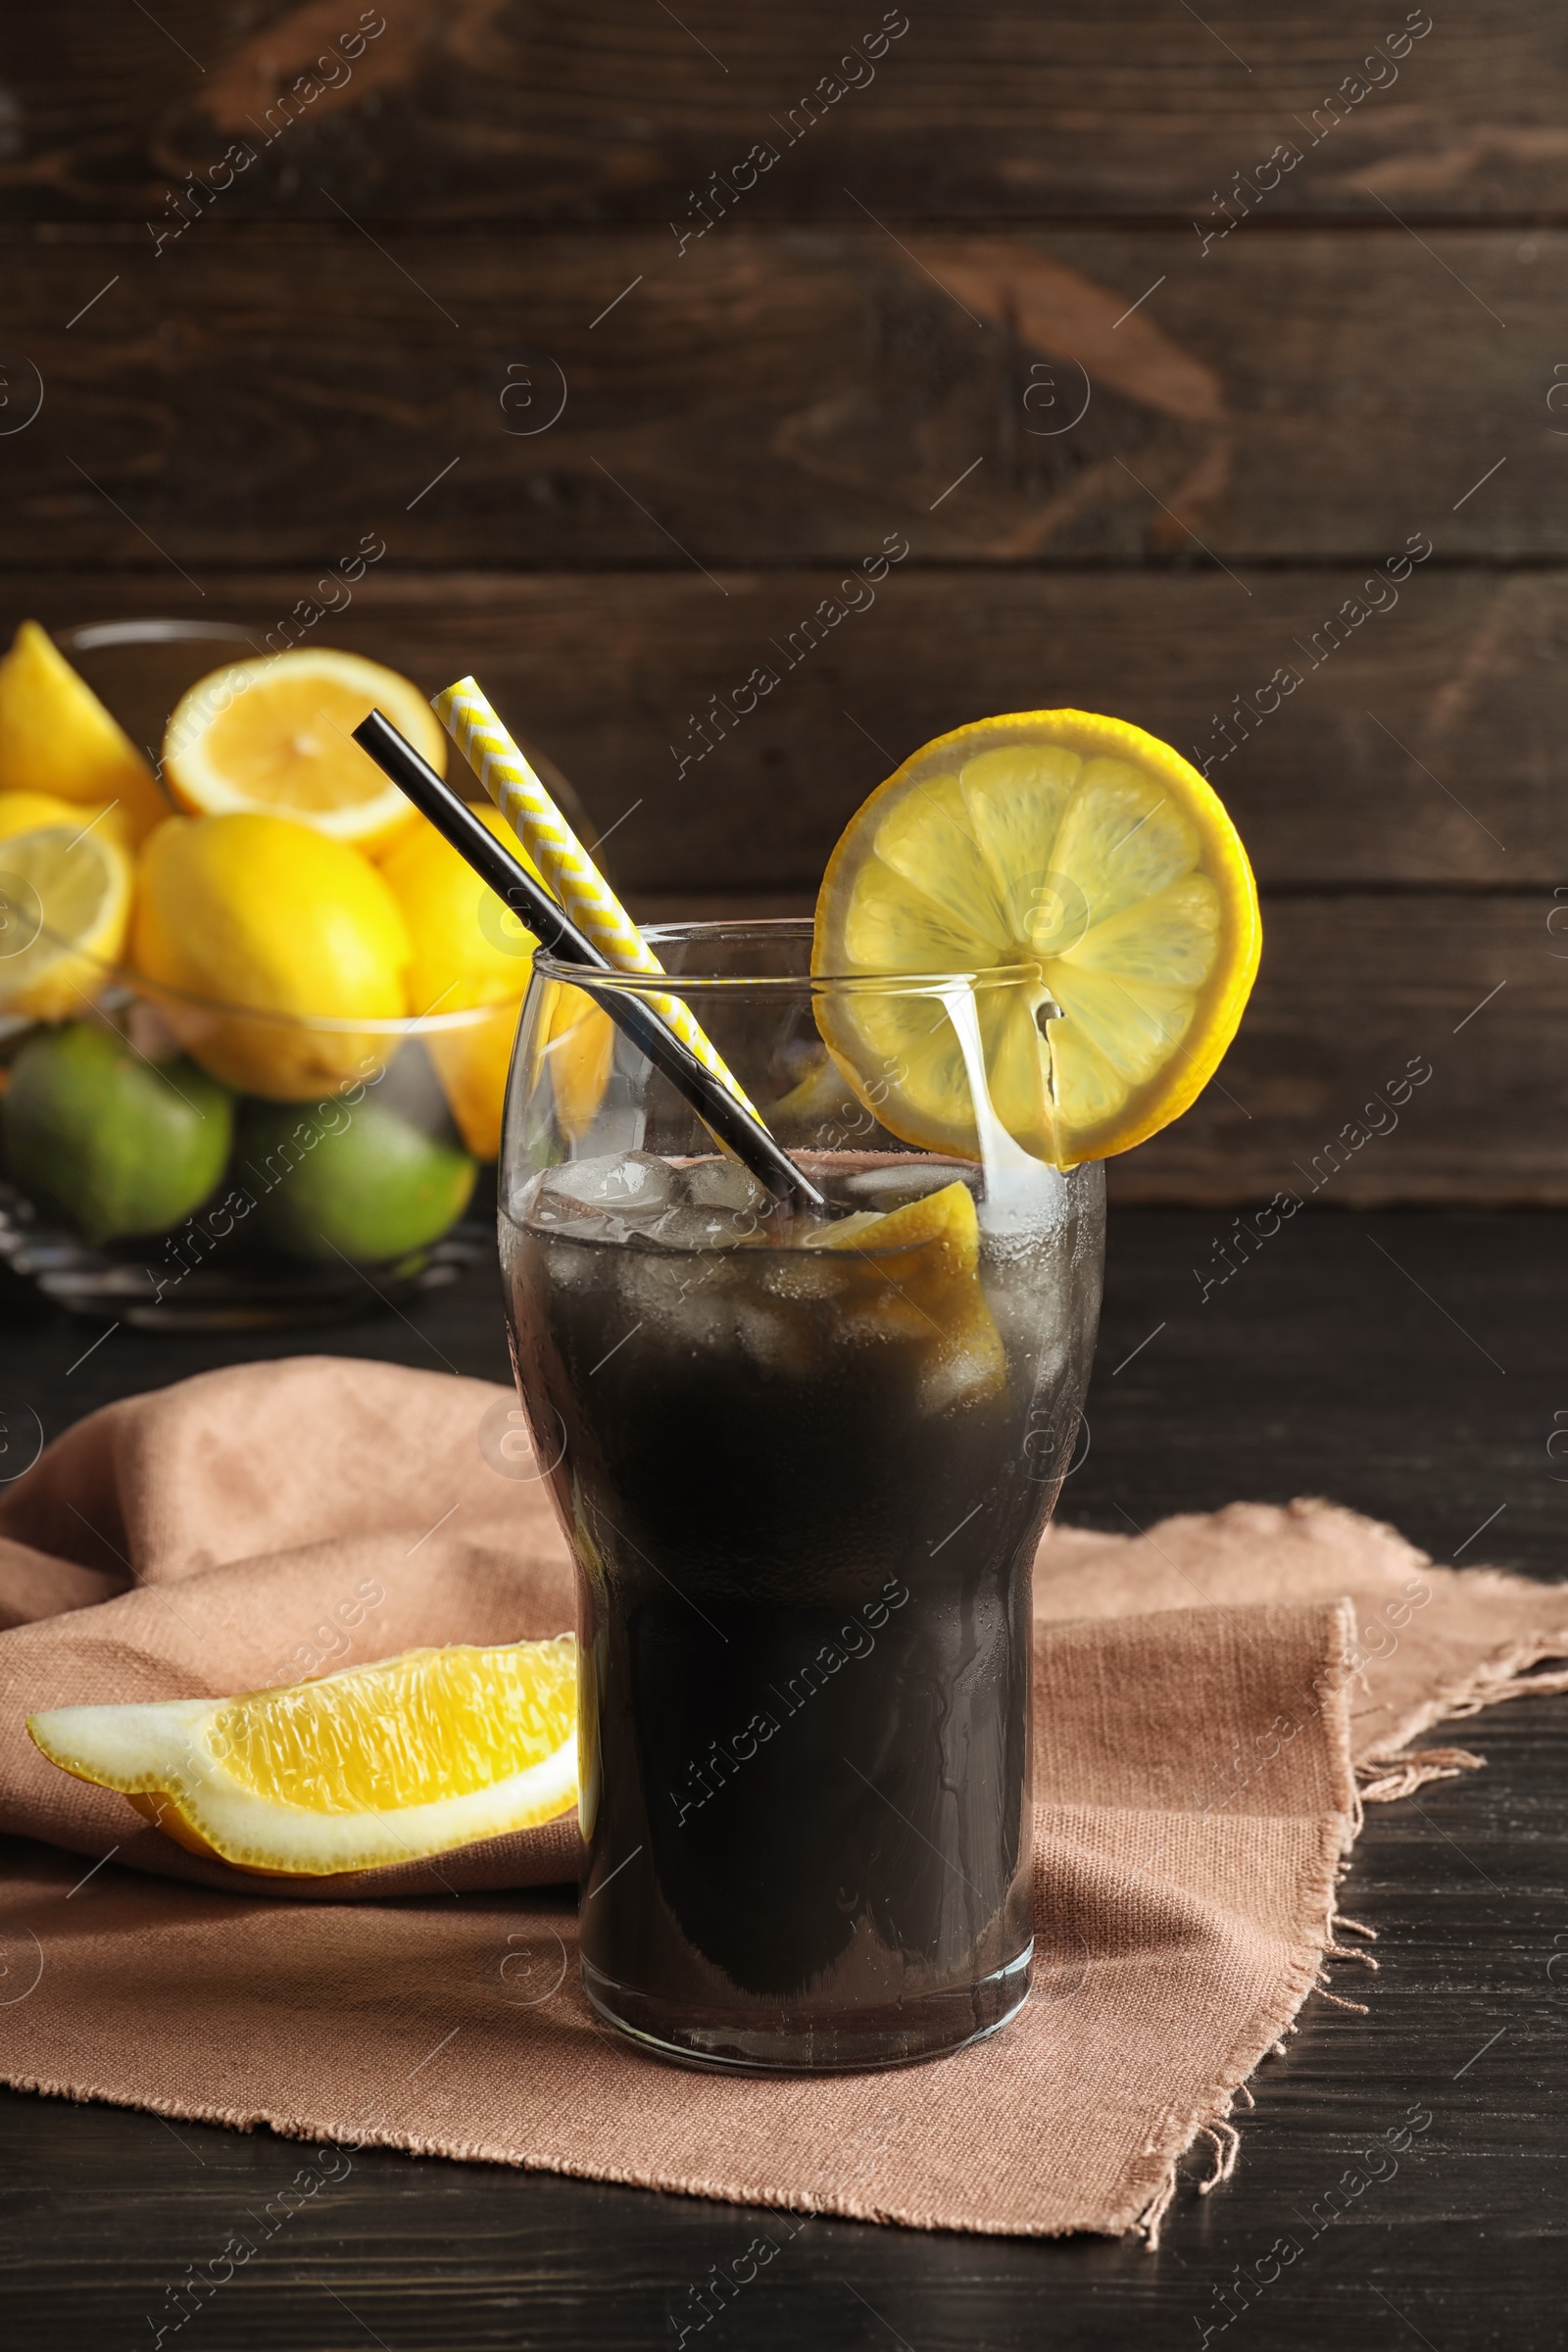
581, 1943, 1033, 2074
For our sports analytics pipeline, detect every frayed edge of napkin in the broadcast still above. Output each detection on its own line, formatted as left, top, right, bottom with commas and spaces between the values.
1132, 1620, 1568, 2248
1357, 1636, 1568, 1799
1132, 1597, 1363, 2251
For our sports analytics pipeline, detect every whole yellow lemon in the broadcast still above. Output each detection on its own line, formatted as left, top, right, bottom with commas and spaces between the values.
381, 805, 540, 1157
379, 805, 540, 1016
132, 812, 413, 1100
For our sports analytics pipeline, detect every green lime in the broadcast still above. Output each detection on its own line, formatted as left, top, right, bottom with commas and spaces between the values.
237, 1094, 476, 1264
2, 1022, 233, 1246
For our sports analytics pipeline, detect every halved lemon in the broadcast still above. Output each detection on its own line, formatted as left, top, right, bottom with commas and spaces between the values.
813, 710, 1260, 1165
162, 649, 442, 858
27, 1636, 578, 1878
0, 821, 133, 1020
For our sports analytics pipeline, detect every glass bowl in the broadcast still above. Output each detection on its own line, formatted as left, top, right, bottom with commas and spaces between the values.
0, 963, 526, 1328
0, 617, 598, 1328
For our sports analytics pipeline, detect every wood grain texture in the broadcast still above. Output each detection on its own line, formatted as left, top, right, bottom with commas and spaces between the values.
0, 1, 1559, 226
0, 226, 1551, 566
1110, 894, 1558, 1206
1, 569, 1552, 890
1, 1213, 1565, 2349
8, 570, 1556, 1201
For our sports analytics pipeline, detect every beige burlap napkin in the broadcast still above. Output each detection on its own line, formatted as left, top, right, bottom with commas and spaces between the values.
0, 1359, 1564, 2238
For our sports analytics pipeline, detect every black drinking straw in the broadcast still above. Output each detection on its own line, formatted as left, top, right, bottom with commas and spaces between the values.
353, 710, 826, 1213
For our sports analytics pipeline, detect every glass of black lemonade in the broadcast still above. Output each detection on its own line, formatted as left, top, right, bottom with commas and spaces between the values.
501, 921, 1103, 2070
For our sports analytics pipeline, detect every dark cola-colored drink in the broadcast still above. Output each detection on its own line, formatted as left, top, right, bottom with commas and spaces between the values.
502, 1147, 1102, 2069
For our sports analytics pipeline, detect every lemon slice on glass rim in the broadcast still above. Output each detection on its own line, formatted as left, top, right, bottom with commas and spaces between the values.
812, 710, 1260, 1167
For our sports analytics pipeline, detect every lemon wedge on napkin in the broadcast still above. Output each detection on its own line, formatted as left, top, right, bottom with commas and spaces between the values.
812, 709, 1260, 1166
28, 1636, 578, 1877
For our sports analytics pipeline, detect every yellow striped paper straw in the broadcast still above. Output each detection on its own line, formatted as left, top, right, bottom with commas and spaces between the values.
434, 675, 761, 1120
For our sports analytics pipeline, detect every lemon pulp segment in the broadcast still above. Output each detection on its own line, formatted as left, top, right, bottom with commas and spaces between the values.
212, 1642, 574, 1809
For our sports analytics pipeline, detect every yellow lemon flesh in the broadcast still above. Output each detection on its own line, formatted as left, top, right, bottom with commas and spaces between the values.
813, 710, 1260, 1166
0, 621, 170, 845
132, 811, 412, 1099
163, 649, 442, 859
818, 1177, 1004, 1411
0, 822, 133, 1020
27, 1636, 578, 1877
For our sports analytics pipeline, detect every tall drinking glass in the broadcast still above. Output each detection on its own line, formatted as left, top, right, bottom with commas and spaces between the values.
500, 920, 1102, 2070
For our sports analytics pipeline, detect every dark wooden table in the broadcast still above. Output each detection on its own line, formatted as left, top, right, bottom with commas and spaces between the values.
3, 1206, 1564, 2349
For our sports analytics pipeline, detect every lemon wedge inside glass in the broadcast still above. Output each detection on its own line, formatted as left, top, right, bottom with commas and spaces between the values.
27, 1636, 578, 1877
819, 1177, 1004, 1411
812, 710, 1260, 1165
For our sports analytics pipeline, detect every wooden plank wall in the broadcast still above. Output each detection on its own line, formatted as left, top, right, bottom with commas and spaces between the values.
0, 1, 1561, 1202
